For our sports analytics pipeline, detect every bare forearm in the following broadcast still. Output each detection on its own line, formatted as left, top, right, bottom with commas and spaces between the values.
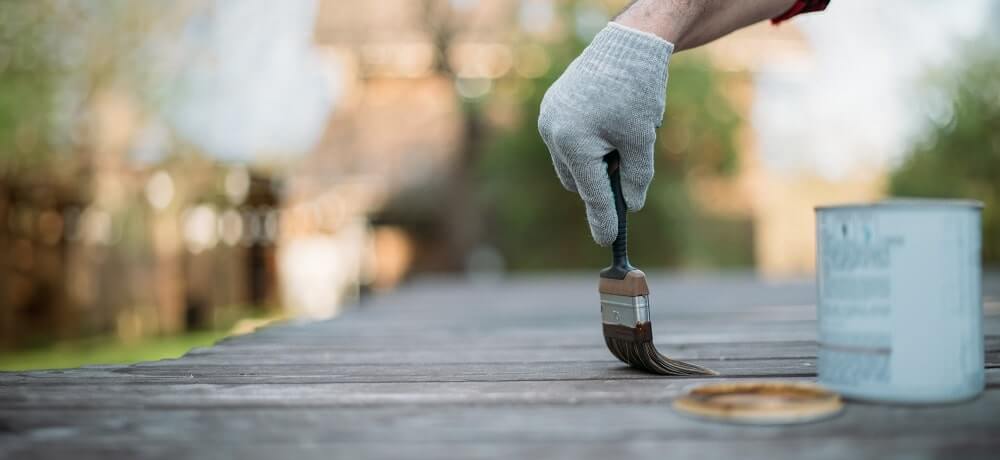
615, 0, 797, 51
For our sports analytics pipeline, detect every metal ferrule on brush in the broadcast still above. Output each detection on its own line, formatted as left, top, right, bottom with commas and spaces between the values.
600, 292, 655, 342
599, 291, 654, 343
600, 293, 649, 328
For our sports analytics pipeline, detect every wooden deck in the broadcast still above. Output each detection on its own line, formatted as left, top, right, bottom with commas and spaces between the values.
2, 273, 999, 459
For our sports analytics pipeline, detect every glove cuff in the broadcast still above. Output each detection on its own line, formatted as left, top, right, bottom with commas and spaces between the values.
605, 22, 674, 50
572, 23, 674, 88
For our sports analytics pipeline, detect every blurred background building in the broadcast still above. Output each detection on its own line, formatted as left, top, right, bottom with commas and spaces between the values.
1, 0, 998, 365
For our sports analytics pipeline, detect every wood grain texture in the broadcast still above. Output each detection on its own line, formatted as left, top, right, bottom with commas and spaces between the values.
2, 273, 999, 460
598, 270, 649, 296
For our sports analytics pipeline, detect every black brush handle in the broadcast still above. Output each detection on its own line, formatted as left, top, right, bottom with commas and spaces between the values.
600, 151, 635, 280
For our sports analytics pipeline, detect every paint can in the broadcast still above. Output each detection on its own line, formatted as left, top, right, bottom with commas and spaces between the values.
815, 199, 984, 404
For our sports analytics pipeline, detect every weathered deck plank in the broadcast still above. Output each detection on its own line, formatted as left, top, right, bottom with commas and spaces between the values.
1, 273, 999, 459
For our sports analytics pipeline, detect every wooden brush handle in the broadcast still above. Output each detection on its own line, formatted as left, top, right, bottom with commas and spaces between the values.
599, 269, 649, 296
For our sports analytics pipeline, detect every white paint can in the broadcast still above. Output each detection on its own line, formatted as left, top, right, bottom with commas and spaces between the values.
815, 199, 984, 404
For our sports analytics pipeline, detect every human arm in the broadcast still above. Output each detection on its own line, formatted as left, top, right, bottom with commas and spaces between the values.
616, 0, 798, 51
538, 0, 828, 245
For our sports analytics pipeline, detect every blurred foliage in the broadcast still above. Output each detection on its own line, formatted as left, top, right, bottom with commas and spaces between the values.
889, 46, 1000, 263
0, 330, 229, 371
479, 16, 748, 270
0, 0, 184, 175
0, 308, 281, 370
0, 1, 57, 173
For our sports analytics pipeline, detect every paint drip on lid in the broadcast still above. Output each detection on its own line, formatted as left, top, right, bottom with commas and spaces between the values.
672, 381, 843, 425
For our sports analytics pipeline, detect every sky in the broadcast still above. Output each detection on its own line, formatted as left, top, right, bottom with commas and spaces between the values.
165, 0, 338, 162
752, 0, 997, 180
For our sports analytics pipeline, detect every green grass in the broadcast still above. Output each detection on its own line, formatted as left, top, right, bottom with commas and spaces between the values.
0, 330, 233, 371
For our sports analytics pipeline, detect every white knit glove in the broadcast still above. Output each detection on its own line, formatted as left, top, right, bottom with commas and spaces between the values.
538, 22, 673, 246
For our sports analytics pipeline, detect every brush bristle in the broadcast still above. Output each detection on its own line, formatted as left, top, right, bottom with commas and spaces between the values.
604, 336, 717, 376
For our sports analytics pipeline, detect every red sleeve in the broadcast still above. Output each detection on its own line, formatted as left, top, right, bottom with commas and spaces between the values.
771, 0, 830, 25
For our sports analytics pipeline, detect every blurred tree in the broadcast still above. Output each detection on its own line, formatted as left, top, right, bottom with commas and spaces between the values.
478, 4, 745, 270
889, 46, 1000, 264
0, 1, 56, 173
358, 0, 495, 271
0, 1, 62, 348
1, 0, 258, 348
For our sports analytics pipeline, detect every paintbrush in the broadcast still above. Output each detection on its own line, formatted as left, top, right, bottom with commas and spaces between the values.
599, 151, 716, 376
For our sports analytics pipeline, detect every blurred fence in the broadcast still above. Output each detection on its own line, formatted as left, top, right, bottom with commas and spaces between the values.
0, 167, 282, 349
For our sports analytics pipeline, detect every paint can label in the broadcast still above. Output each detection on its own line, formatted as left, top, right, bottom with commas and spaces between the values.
816, 202, 983, 403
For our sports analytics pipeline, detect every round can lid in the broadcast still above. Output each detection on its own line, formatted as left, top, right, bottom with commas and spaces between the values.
672, 381, 843, 425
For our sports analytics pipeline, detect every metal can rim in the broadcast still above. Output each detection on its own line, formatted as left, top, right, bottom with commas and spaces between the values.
815, 198, 983, 211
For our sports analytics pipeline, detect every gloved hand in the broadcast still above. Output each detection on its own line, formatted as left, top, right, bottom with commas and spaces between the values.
538, 22, 674, 246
